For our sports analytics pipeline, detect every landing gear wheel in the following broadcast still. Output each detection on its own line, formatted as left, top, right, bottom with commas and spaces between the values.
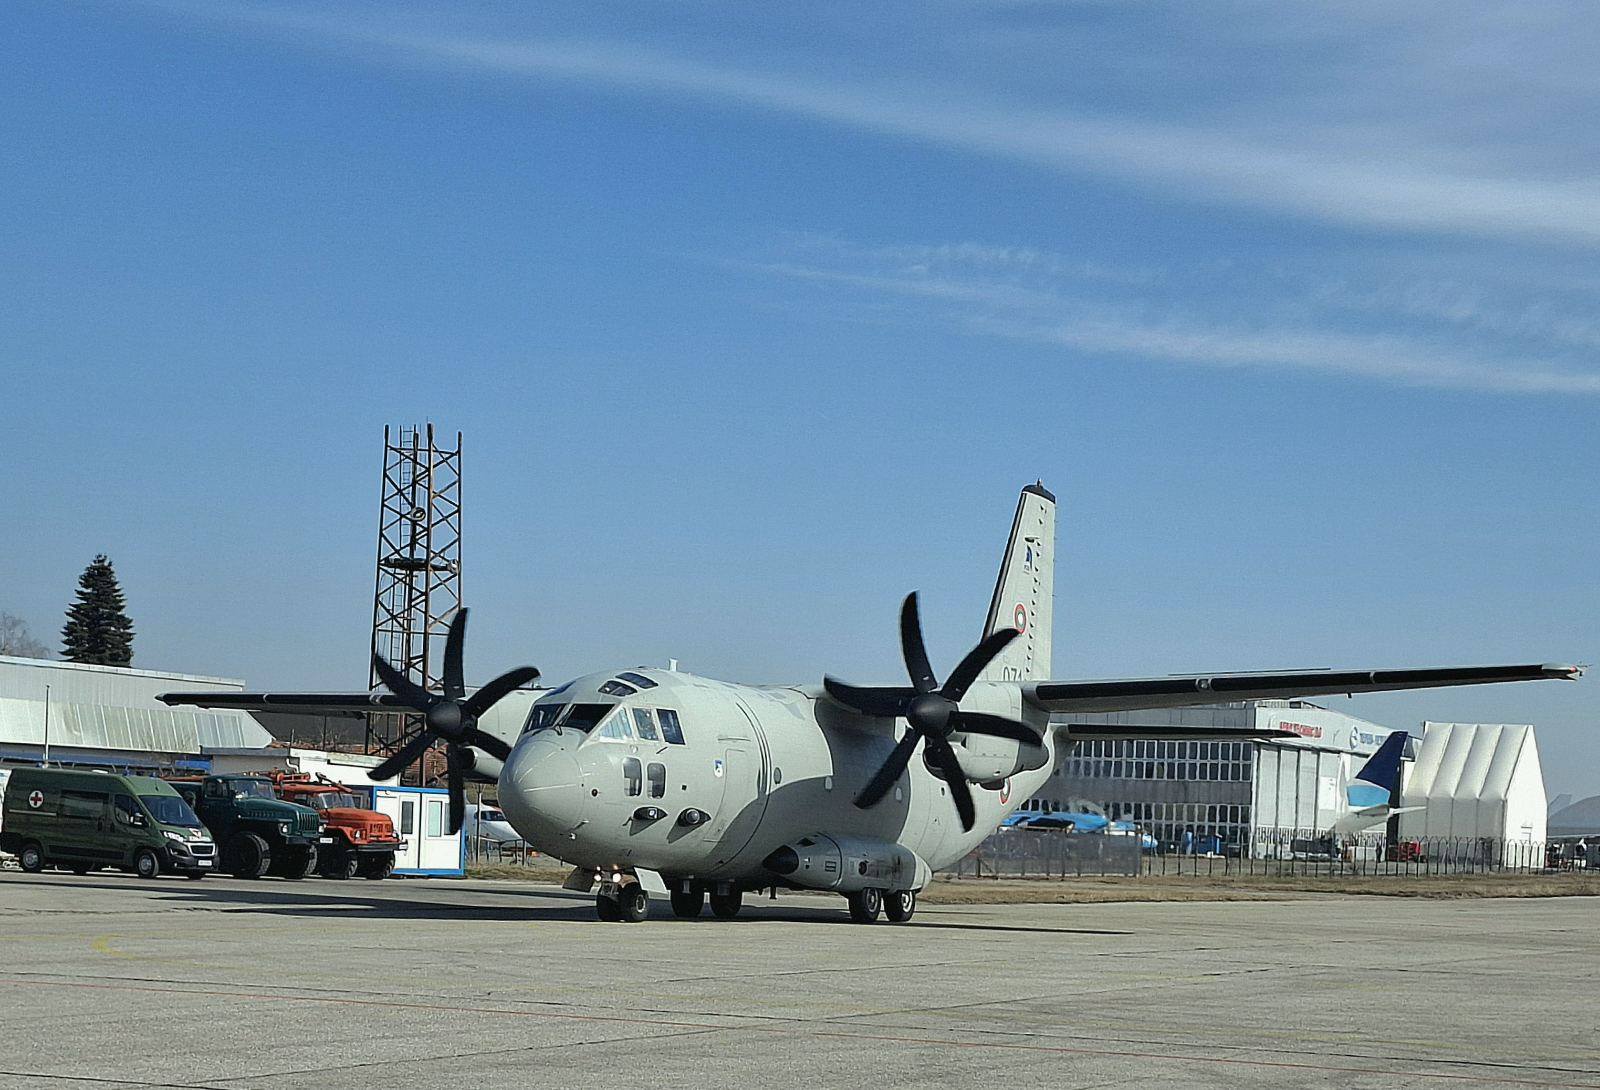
596, 892, 623, 922
19, 843, 44, 873
847, 887, 883, 923
358, 853, 395, 880
884, 890, 917, 923
669, 887, 705, 919
226, 832, 271, 879
134, 848, 162, 880
618, 883, 650, 923
709, 889, 742, 919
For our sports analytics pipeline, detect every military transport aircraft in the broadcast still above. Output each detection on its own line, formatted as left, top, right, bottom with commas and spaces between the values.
163, 484, 1581, 923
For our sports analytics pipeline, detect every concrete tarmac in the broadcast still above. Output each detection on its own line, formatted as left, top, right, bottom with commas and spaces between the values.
1, 871, 1596, 1089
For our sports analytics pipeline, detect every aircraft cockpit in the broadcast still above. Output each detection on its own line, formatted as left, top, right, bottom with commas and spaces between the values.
519, 671, 687, 746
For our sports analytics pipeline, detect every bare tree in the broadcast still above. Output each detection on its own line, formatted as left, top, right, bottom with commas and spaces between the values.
0, 613, 51, 658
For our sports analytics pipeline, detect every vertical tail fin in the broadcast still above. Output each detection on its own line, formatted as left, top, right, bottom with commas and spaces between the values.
1347, 731, 1409, 810
977, 482, 1056, 683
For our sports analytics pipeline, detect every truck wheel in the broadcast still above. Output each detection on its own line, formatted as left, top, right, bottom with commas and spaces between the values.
358, 853, 395, 880
275, 846, 317, 880
619, 883, 650, 923
134, 849, 162, 880
669, 886, 705, 918
708, 889, 742, 919
19, 842, 44, 873
227, 833, 271, 879
884, 890, 916, 923
847, 887, 883, 923
321, 850, 360, 880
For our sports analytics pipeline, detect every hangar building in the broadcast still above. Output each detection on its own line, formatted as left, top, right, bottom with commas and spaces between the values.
1040, 701, 1549, 855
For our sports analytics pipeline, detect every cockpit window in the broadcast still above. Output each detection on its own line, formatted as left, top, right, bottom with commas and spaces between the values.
631, 707, 660, 742
561, 704, 618, 734
657, 708, 686, 745
619, 671, 658, 689
598, 679, 637, 697
593, 708, 634, 742
522, 703, 567, 735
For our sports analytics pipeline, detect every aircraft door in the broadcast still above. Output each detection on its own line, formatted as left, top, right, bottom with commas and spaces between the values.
707, 698, 772, 868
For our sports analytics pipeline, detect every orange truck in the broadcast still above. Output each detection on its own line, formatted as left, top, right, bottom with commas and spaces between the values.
265, 772, 403, 880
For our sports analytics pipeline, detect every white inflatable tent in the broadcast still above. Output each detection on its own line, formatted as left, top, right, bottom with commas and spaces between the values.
1399, 723, 1546, 845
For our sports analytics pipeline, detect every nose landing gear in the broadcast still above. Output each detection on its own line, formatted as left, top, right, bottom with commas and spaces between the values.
595, 878, 651, 922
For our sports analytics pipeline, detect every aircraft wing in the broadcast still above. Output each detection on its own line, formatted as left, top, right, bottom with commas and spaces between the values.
1024, 663, 1582, 714
159, 691, 409, 720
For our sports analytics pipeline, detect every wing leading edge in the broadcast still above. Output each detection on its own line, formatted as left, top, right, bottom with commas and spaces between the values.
1026, 663, 1582, 715
158, 691, 409, 719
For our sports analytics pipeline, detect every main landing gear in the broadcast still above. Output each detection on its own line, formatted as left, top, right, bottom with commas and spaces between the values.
847, 888, 916, 924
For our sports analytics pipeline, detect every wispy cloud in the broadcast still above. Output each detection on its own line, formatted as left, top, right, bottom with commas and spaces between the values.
154, 4, 1600, 248
730, 241, 1600, 395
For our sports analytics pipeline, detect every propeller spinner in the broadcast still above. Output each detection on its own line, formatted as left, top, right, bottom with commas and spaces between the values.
369, 608, 540, 834
824, 593, 1043, 832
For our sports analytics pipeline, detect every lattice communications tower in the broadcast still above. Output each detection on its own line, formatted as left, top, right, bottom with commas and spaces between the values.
366, 424, 463, 773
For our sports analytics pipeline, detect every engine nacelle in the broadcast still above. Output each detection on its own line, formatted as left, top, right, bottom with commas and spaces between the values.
763, 834, 932, 893
950, 732, 1050, 783
457, 746, 503, 784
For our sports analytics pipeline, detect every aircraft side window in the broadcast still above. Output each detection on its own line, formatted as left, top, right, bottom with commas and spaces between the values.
657, 708, 685, 745
646, 762, 666, 798
631, 707, 660, 742
623, 757, 642, 797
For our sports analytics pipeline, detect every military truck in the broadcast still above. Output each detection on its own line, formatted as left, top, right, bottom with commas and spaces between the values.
168, 774, 326, 879
264, 772, 402, 880
2, 768, 216, 878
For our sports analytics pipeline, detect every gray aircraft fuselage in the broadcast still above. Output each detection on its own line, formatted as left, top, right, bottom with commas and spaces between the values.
498, 668, 1056, 883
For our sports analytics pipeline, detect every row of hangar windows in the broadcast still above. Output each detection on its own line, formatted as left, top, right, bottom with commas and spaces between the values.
1061, 737, 1256, 783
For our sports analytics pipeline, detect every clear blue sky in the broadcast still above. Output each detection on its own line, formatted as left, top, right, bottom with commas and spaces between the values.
4, 4, 1597, 795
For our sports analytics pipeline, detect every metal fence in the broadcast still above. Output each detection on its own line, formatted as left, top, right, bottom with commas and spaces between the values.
949, 829, 1142, 878
950, 829, 1594, 880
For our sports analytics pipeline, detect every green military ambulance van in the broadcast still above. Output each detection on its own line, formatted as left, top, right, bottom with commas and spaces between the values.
0, 768, 216, 879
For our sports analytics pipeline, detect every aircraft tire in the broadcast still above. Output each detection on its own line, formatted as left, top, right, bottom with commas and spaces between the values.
847, 887, 883, 923
709, 890, 741, 919
669, 887, 705, 918
595, 892, 623, 922
884, 890, 916, 923
619, 883, 650, 923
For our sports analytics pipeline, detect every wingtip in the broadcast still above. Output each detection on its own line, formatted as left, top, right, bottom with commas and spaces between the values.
1545, 663, 1586, 680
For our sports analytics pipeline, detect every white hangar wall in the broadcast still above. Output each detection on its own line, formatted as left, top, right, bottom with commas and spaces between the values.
1398, 723, 1546, 844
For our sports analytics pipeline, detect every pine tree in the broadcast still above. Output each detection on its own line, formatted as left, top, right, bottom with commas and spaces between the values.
61, 554, 135, 666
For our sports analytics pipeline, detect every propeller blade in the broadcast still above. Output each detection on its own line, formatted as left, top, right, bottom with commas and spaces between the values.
823, 676, 914, 718
952, 711, 1042, 747
941, 628, 1020, 702
370, 731, 435, 783
446, 750, 465, 835
926, 738, 976, 831
372, 653, 433, 712
443, 608, 468, 700
899, 593, 938, 694
463, 727, 512, 762
853, 729, 922, 810
463, 664, 541, 720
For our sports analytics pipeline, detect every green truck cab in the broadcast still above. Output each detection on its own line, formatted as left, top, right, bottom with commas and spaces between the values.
0, 768, 216, 879
168, 774, 327, 879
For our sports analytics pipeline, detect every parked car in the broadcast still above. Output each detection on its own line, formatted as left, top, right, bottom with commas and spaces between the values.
1, 767, 215, 879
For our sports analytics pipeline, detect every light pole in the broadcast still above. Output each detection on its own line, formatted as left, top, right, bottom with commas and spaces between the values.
42, 683, 51, 766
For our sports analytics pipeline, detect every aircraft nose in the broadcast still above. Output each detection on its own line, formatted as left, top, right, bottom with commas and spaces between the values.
500, 734, 588, 836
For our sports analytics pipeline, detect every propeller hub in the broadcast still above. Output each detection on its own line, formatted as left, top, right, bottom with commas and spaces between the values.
425, 700, 465, 739
906, 692, 954, 735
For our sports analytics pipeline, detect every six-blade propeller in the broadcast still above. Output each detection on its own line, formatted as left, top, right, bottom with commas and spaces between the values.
369, 608, 540, 834
824, 593, 1043, 831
